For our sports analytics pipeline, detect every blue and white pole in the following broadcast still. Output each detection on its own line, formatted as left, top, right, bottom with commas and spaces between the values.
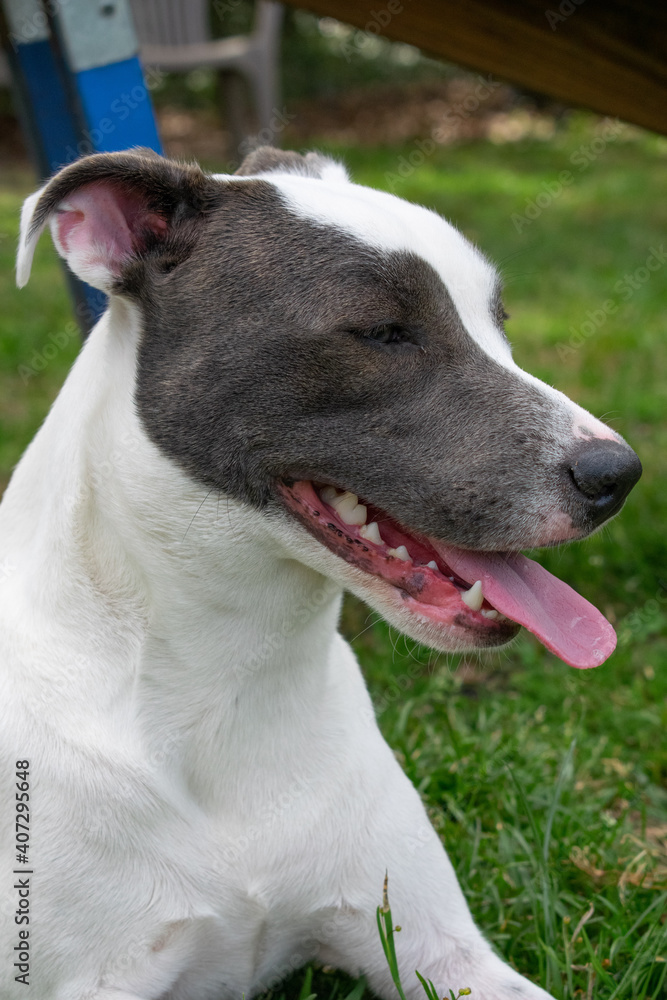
2, 0, 164, 331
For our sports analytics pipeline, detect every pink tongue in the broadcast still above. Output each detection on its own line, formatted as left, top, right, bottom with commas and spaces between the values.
437, 546, 616, 669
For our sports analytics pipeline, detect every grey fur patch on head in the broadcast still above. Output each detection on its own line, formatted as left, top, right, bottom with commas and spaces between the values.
121, 164, 581, 552
235, 146, 347, 181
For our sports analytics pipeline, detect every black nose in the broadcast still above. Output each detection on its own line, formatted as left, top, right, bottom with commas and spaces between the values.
569, 440, 642, 524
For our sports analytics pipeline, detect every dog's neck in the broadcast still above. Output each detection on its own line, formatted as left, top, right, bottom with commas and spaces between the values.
1, 301, 345, 808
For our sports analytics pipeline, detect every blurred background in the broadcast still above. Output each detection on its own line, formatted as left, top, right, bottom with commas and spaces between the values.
0, 2, 666, 997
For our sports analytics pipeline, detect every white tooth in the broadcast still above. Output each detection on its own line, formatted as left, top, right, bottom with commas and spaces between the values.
320, 486, 339, 504
481, 609, 498, 620
461, 580, 483, 612
330, 491, 367, 526
388, 545, 411, 562
339, 503, 367, 526
330, 491, 357, 510
360, 521, 383, 545
426, 560, 438, 571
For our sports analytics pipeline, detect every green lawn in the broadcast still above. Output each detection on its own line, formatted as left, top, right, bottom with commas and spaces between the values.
1, 115, 666, 999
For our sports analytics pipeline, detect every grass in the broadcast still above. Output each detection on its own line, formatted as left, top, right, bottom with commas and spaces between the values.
1, 114, 666, 998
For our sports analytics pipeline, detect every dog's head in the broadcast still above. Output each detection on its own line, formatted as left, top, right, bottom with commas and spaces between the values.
17, 148, 641, 667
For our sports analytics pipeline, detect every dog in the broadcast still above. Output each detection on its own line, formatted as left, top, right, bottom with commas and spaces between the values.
1, 146, 641, 1000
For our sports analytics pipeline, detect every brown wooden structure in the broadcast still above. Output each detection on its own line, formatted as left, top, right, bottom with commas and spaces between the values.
281, 0, 667, 135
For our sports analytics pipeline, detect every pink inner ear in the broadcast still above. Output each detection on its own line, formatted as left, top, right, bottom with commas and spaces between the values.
54, 182, 168, 279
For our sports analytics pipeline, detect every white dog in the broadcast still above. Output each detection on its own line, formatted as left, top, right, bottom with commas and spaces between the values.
0, 147, 640, 1000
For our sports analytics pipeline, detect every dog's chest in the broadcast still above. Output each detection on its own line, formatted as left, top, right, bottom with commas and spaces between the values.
129, 900, 317, 1000
106, 823, 335, 999
44, 707, 362, 997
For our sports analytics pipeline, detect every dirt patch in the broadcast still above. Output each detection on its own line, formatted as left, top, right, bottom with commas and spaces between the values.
159, 76, 562, 163
0, 75, 564, 172
283, 76, 558, 147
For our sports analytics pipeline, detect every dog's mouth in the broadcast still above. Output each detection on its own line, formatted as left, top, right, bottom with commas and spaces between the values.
277, 480, 616, 670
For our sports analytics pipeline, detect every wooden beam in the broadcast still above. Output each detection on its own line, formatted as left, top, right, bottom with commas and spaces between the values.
281, 0, 667, 135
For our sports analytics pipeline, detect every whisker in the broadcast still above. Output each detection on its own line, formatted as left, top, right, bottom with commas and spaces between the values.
183, 489, 214, 540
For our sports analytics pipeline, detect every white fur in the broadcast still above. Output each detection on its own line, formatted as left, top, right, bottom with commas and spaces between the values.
15, 187, 46, 288
0, 166, 569, 1000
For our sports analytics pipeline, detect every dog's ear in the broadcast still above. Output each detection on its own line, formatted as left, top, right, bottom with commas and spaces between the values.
17, 150, 216, 291
235, 146, 349, 184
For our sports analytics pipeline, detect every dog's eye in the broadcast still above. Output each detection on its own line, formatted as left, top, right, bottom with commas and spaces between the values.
350, 322, 421, 349
365, 323, 410, 344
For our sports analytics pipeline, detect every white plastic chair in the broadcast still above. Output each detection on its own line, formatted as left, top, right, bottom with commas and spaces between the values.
130, 0, 283, 146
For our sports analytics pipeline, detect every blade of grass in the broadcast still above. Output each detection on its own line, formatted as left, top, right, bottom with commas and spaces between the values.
377, 874, 408, 1000
297, 966, 315, 1000
341, 975, 367, 1000
415, 970, 440, 1000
